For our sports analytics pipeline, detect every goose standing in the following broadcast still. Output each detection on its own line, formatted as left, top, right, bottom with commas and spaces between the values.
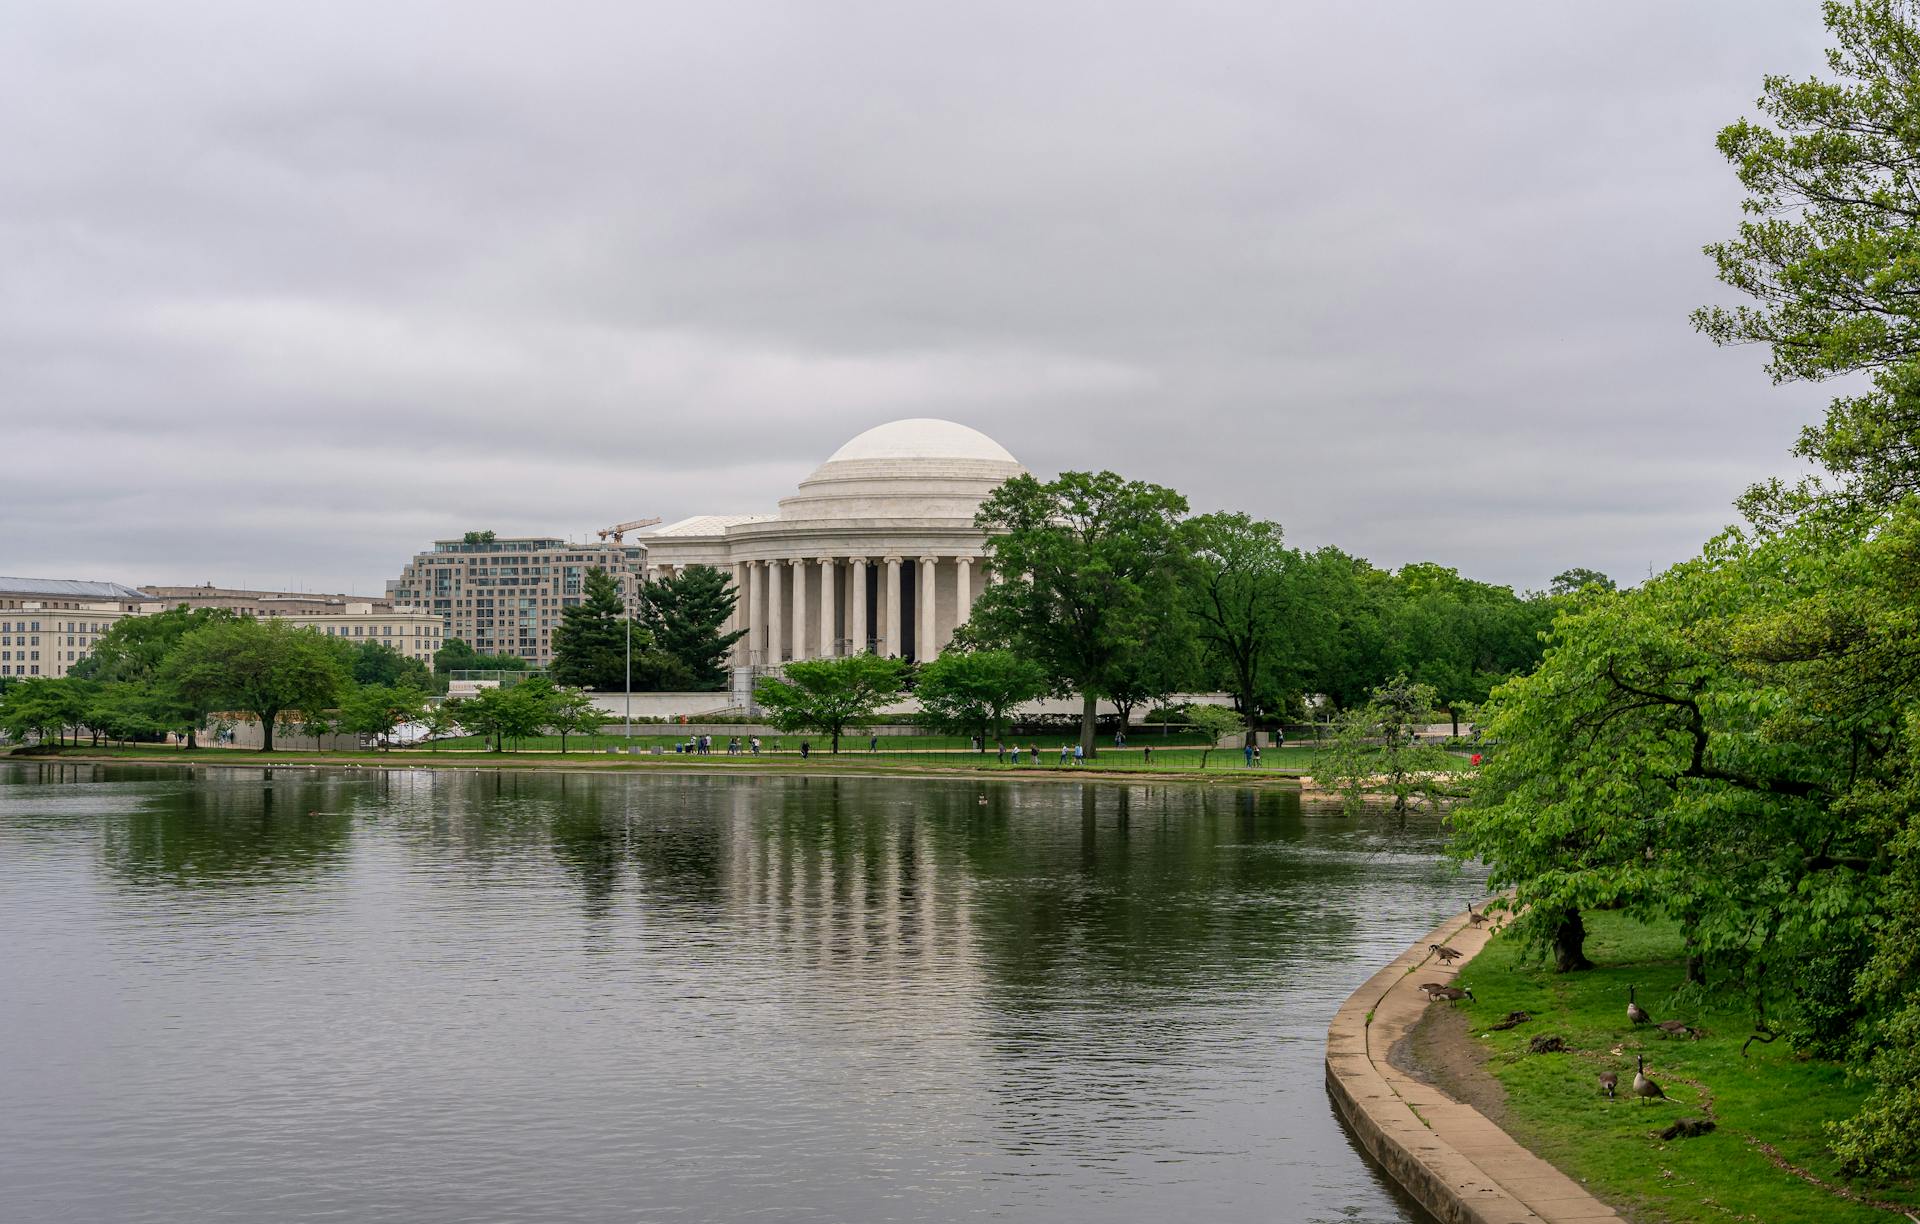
1627, 985, 1651, 1026
1467, 902, 1489, 927
1598, 1071, 1617, 1099
1419, 983, 1475, 1002
1430, 943, 1464, 964
1632, 1055, 1665, 1105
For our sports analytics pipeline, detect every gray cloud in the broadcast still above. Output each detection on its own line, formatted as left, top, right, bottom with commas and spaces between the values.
1, 0, 1831, 593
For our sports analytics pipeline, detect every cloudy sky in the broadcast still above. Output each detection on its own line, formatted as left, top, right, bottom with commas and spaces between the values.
3, 1, 1834, 595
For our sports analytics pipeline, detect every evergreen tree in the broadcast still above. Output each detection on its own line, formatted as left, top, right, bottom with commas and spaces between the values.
639, 565, 746, 691
550, 568, 635, 691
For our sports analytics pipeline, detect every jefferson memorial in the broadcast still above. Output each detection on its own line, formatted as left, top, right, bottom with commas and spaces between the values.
639, 419, 1023, 668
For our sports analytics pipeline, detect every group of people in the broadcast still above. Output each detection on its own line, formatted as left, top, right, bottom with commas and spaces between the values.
675, 734, 762, 755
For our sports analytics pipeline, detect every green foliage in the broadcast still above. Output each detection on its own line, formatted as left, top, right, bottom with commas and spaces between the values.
448, 680, 554, 753
1181, 704, 1245, 768
639, 564, 746, 690
338, 684, 429, 750
913, 649, 1048, 745
433, 637, 530, 675
158, 618, 349, 752
1549, 567, 1617, 596
1181, 512, 1307, 723
551, 568, 694, 692
547, 688, 608, 753
347, 640, 432, 689
462, 530, 497, 545
1693, 0, 1920, 515
968, 470, 1190, 756
0, 677, 89, 745
754, 655, 909, 752
1312, 675, 1459, 816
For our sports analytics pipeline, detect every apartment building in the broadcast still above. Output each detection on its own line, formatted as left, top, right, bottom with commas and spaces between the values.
385, 533, 644, 666
0, 577, 147, 679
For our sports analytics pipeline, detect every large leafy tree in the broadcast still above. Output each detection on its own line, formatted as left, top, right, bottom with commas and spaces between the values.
158, 619, 349, 752
449, 681, 556, 753
434, 637, 529, 675
70, 604, 236, 746
640, 565, 746, 690
346, 641, 432, 689
1312, 676, 1460, 820
0, 678, 90, 746
1386, 564, 1555, 737
914, 649, 1048, 747
1181, 512, 1300, 724
338, 684, 429, 751
1694, 0, 1920, 516
754, 655, 908, 753
968, 470, 1190, 759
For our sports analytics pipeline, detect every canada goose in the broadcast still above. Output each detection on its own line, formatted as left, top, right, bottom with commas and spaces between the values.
1655, 1019, 1698, 1040
1430, 944, 1464, 964
1467, 901, 1489, 926
1419, 983, 1475, 1002
1627, 985, 1651, 1026
1598, 1070, 1618, 1099
1632, 1055, 1665, 1104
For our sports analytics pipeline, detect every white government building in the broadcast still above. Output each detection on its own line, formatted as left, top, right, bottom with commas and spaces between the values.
639, 419, 1022, 669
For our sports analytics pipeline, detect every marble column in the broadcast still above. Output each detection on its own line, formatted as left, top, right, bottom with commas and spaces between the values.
883, 556, 902, 657
788, 559, 808, 660
850, 558, 868, 654
818, 558, 837, 658
953, 555, 973, 645
767, 559, 785, 663
741, 561, 758, 664
918, 555, 938, 662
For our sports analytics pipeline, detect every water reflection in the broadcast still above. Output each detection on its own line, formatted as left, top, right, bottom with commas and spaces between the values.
0, 762, 1457, 1224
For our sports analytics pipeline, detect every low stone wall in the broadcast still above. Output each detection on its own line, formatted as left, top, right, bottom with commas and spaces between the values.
1324, 909, 1621, 1224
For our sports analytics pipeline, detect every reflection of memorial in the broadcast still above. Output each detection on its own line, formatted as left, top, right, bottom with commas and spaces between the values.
638, 419, 1026, 666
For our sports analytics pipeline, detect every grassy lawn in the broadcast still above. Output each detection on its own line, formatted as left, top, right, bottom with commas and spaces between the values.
1447, 911, 1918, 1223
20, 741, 1354, 778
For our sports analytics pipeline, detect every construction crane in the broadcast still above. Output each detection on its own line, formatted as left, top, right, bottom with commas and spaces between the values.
598, 517, 661, 544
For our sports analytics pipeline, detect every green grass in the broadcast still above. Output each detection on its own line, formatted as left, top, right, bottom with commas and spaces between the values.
1448, 911, 1918, 1223
22, 741, 1347, 779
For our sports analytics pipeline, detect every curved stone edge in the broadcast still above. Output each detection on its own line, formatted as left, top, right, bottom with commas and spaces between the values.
1324, 908, 1623, 1224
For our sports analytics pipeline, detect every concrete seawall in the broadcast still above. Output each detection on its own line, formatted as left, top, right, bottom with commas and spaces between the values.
1324, 910, 1622, 1224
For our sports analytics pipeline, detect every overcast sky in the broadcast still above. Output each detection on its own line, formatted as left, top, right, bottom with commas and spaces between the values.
2, 1, 1835, 595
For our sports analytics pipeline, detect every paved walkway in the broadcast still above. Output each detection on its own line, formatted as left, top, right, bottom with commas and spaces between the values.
1325, 908, 1623, 1224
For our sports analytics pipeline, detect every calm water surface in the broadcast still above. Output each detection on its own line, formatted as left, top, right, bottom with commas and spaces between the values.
0, 762, 1477, 1223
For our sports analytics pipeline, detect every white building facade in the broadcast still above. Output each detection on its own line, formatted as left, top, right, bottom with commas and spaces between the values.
638, 419, 1024, 668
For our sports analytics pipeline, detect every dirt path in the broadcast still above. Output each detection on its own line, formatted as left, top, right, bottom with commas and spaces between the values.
1388, 997, 1512, 1132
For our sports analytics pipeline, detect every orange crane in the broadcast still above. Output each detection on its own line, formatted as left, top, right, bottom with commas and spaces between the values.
597, 517, 661, 544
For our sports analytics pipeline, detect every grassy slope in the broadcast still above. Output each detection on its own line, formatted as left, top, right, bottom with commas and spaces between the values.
1451, 911, 1917, 1223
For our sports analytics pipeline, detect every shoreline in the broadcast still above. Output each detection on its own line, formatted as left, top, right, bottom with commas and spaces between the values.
1325, 907, 1622, 1224
12, 748, 1312, 790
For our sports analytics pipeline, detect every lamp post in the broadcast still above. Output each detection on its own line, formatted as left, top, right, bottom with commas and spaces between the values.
624, 586, 632, 747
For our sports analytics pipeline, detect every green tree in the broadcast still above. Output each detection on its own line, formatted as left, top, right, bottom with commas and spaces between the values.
914, 649, 1048, 747
968, 470, 1190, 759
1312, 676, 1460, 819
1182, 512, 1298, 724
640, 565, 747, 690
1548, 567, 1616, 596
549, 687, 608, 753
1694, 0, 1920, 516
434, 637, 529, 675
0, 677, 88, 747
419, 701, 460, 751
347, 640, 432, 689
158, 618, 349, 752
85, 683, 167, 746
1184, 703, 1246, 770
550, 568, 629, 690
450, 681, 555, 752
72, 604, 236, 746
754, 655, 909, 753
339, 684, 429, 751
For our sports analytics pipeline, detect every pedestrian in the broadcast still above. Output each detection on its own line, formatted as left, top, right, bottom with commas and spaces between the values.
1073, 743, 1084, 766
996, 740, 1005, 763
800, 740, 810, 759
1028, 744, 1039, 766
870, 734, 878, 753
1143, 744, 1153, 764
1253, 744, 1263, 768
1243, 741, 1254, 767
1060, 743, 1071, 766
750, 736, 760, 755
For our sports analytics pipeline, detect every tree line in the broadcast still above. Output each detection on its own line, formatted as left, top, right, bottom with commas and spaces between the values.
1454, 0, 1920, 1176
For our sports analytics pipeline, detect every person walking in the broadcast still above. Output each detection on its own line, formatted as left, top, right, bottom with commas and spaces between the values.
750, 736, 761, 756
1243, 740, 1254, 767
1252, 744, 1262, 768
800, 741, 810, 759
869, 734, 878, 753
1060, 743, 1071, 766
1073, 743, 1085, 766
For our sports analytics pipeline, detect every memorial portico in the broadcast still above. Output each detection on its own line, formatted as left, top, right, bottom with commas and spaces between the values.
636, 420, 1024, 669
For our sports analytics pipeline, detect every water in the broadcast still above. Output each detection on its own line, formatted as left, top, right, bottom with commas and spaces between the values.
0, 762, 1475, 1223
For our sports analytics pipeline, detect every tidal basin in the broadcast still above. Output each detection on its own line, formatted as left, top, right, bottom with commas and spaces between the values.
0, 762, 1479, 1223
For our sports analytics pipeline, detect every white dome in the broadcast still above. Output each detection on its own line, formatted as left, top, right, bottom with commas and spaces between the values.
826, 418, 1017, 466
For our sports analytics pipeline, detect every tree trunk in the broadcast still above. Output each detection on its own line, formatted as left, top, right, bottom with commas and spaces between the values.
260, 710, 277, 753
1551, 910, 1594, 972
1449, 706, 1460, 738
831, 730, 840, 754
186, 726, 198, 750
1081, 691, 1098, 760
